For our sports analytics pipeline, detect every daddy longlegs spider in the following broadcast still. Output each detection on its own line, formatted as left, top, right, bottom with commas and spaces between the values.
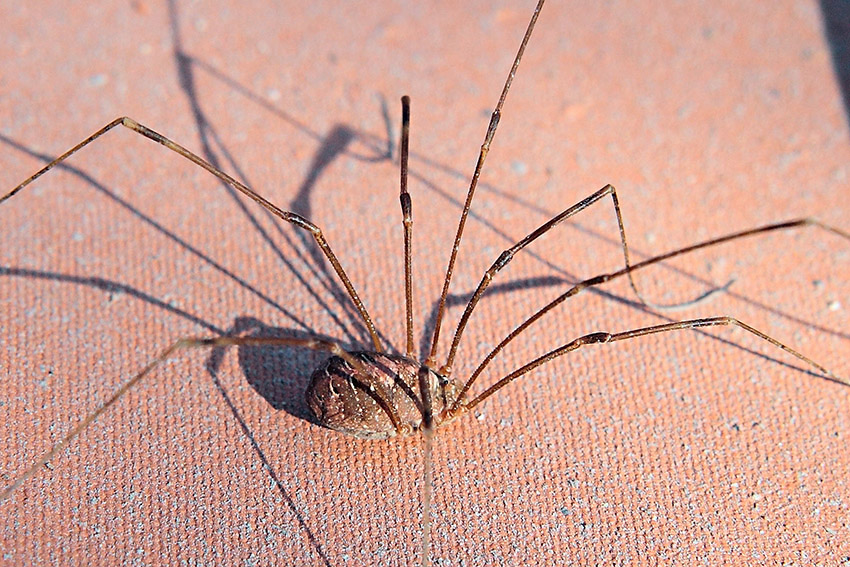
2, 0, 849, 564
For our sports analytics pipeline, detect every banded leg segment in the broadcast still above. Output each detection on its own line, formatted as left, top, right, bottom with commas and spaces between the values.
465, 316, 848, 412
427, 0, 546, 368
441, 184, 643, 376
399, 96, 415, 358
1, 117, 382, 352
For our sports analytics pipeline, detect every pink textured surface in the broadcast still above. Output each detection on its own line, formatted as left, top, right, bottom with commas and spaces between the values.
1, 1, 849, 565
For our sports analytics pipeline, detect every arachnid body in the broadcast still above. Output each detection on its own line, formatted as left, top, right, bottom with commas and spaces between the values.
2, 1, 849, 565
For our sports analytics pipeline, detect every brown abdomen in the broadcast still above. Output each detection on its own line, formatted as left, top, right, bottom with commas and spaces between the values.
305, 352, 459, 440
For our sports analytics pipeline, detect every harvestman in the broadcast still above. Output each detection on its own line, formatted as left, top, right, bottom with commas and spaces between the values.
2, 0, 849, 565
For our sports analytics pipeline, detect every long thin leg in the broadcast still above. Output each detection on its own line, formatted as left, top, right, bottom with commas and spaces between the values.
0, 334, 387, 502
426, 0, 546, 368
441, 184, 641, 376
1, 117, 383, 352
441, 181, 732, 376
399, 96, 415, 358
465, 316, 849, 412
451, 218, 849, 411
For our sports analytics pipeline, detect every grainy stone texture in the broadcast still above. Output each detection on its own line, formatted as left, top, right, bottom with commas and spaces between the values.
1, 1, 849, 565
